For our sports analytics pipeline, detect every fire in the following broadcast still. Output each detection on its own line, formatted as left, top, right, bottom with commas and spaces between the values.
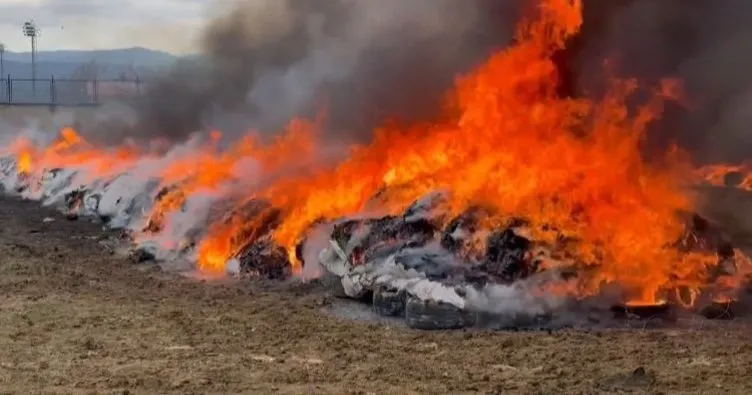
17, 151, 32, 174
710, 249, 752, 303
696, 163, 752, 190
624, 300, 668, 308
142, 119, 318, 270
197, 0, 705, 304
0, 0, 749, 307
3, 127, 140, 184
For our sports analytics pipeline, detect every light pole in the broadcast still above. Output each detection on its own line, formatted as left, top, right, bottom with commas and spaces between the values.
23, 20, 39, 97
0, 43, 5, 80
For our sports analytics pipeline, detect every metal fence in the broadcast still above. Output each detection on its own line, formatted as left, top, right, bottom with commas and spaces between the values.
0, 77, 144, 107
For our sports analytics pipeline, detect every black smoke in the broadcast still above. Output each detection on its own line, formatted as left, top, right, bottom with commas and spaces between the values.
567, 0, 752, 165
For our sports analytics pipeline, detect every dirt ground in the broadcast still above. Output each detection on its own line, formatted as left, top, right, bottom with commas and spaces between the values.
0, 196, 750, 394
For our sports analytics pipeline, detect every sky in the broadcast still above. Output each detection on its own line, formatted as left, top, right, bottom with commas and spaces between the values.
0, 0, 213, 54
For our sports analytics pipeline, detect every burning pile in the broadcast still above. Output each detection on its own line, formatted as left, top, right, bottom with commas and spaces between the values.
697, 164, 752, 191
1, 0, 751, 329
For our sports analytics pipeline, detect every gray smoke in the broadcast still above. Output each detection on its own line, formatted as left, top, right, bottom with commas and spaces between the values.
21, 1, 752, 167
85, 0, 521, 146
571, 0, 752, 164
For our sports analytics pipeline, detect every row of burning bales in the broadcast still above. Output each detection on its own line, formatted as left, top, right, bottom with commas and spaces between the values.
0, 155, 750, 330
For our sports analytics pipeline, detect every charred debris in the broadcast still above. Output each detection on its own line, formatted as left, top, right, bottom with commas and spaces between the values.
13, 167, 752, 330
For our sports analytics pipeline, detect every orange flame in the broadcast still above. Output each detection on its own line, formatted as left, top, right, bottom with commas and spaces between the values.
1, 0, 748, 306
195, 0, 704, 305
4, 127, 140, 183
696, 163, 752, 191
17, 150, 32, 174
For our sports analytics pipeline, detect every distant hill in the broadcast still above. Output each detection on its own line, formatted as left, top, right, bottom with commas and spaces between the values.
1, 60, 156, 80
0, 47, 184, 79
3, 47, 180, 68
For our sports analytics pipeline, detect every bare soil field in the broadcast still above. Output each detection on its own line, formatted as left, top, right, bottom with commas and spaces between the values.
0, 195, 750, 394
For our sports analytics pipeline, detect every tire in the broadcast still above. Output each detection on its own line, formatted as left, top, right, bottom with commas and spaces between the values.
372, 285, 406, 317
404, 294, 474, 330
129, 247, 156, 264
700, 302, 736, 320
319, 270, 347, 298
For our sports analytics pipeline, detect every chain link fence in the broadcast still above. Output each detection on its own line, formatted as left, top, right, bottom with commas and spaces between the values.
0, 78, 143, 107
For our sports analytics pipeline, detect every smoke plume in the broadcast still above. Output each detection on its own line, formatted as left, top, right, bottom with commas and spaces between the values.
86, 0, 521, 145
77, 0, 752, 166
570, 0, 752, 164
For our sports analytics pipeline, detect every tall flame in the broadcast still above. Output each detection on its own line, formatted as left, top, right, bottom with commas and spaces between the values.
1, 0, 747, 305
195, 0, 705, 303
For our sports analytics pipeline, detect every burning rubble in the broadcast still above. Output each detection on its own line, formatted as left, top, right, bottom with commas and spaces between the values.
697, 164, 752, 191
0, 0, 751, 330
2, 146, 750, 329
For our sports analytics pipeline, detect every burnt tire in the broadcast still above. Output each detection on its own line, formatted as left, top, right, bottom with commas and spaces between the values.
320, 270, 347, 298
700, 302, 737, 320
404, 294, 474, 330
372, 286, 406, 317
